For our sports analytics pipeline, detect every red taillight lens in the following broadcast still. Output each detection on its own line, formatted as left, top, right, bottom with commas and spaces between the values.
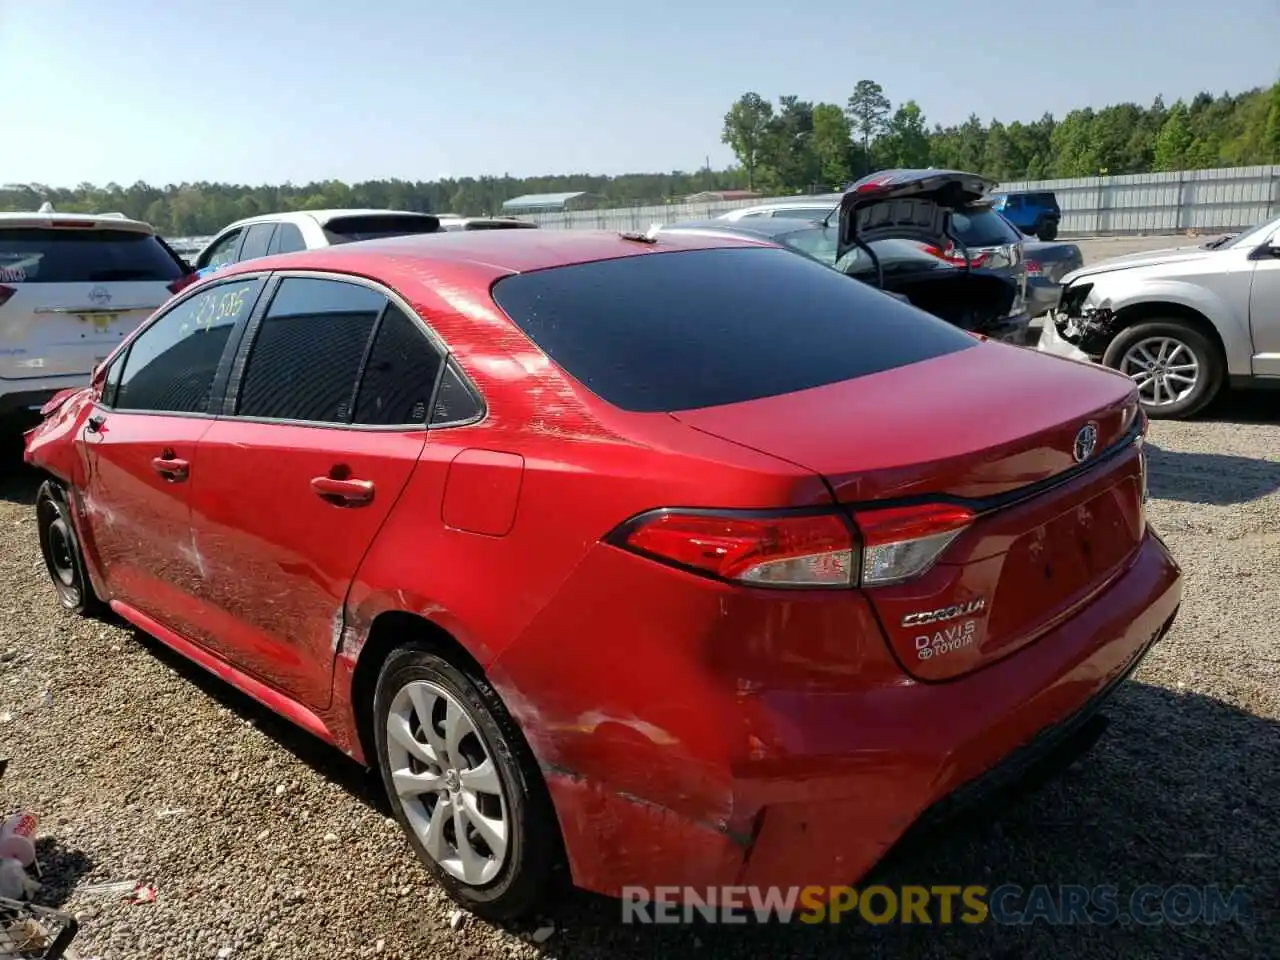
0, 284, 13, 308
167, 273, 199, 296
1024, 259, 1043, 276
851, 503, 975, 587
614, 510, 856, 588
922, 244, 987, 268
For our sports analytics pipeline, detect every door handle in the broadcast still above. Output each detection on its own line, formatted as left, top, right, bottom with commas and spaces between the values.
310, 475, 374, 506
151, 455, 189, 482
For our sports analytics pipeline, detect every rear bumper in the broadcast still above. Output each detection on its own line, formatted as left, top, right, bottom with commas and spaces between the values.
0, 376, 90, 417
1026, 277, 1062, 318
538, 528, 1181, 898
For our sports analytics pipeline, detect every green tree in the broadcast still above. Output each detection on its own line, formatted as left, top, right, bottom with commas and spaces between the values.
721, 92, 775, 191
881, 101, 931, 169
760, 96, 819, 192
811, 103, 853, 187
1261, 82, 1280, 161
1153, 101, 1193, 171
845, 80, 891, 172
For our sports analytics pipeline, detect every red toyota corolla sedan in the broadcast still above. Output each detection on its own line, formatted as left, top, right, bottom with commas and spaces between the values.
25, 226, 1182, 921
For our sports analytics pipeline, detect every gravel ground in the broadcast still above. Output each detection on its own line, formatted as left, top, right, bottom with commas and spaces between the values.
0, 390, 1277, 960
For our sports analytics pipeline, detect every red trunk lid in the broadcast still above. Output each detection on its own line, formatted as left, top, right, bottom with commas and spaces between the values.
671, 342, 1148, 680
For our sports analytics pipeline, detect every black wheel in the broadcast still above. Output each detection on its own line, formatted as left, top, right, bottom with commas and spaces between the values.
36, 481, 104, 615
372, 647, 567, 921
1036, 220, 1058, 241
1102, 319, 1225, 420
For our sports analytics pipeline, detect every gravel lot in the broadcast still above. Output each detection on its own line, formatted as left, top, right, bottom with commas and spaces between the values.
1, 388, 1277, 959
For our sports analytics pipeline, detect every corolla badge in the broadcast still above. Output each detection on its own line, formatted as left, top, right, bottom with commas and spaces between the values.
1073, 421, 1099, 463
87, 286, 112, 306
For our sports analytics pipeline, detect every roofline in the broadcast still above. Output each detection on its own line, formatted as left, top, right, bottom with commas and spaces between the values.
0, 212, 154, 233
216, 208, 438, 232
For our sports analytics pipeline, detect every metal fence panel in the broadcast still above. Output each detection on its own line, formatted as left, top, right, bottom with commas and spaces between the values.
513, 166, 1280, 237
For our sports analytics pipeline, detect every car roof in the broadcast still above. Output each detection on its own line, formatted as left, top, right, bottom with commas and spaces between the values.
218, 208, 438, 232
0, 212, 155, 234
213, 228, 770, 285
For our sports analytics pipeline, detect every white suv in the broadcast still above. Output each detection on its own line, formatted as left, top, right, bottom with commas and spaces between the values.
193, 209, 444, 277
0, 211, 192, 424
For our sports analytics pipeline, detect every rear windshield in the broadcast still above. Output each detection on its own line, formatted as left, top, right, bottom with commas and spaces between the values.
0, 228, 186, 283
951, 207, 1024, 247
322, 215, 441, 244
490, 246, 976, 413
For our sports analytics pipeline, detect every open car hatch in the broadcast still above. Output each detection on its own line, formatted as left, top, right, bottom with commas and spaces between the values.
837, 169, 997, 260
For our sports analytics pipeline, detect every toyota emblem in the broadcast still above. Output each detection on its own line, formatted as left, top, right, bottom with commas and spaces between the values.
1073, 422, 1099, 463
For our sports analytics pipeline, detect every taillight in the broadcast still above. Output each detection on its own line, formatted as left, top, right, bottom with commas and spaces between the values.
851, 503, 975, 587
167, 274, 199, 296
922, 244, 988, 268
1024, 259, 1043, 276
610, 503, 975, 589
1135, 409, 1150, 505
611, 510, 856, 588
0, 284, 13, 308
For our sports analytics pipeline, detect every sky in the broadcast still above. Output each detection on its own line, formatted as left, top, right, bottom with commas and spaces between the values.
2, 0, 1276, 188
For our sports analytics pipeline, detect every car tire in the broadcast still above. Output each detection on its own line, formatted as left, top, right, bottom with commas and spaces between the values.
372, 646, 567, 922
1036, 221, 1058, 241
1102, 319, 1225, 420
35, 481, 105, 616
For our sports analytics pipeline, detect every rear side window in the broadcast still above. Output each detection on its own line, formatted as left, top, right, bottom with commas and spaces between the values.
951, 207, 1023, 248
323, 215, 441, 244
268, 223, 306, 254
0, 228, 186, 283
114, 279, 263, 413
237, 278, 385, 423
490, 246, 975, 413
238, 223, 276, 262
352, 305, 443, 425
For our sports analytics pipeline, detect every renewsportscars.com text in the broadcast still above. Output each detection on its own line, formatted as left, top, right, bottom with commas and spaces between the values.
621, 884, 1250, 926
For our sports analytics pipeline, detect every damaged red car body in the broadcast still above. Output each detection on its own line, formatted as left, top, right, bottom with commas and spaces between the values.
25, 225, 1182, 921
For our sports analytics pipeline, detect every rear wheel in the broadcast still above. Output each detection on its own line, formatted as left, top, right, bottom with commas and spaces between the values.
1102, 319, 1224, 420
1036, 220, 1058, 241
36, 481, 104, 615
372, 647, 566, 921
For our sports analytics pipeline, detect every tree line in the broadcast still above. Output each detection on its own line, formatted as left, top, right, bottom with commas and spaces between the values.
722, 81, 1280, 193
2, 81, 1277, 236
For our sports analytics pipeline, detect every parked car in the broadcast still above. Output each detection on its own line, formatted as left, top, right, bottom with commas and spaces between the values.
668, 170, 1032, 343
991, 190, 1061, 241
435, 216, 537, 231
193, 209, 443, 279
25, 227, 1181, 922
1023, 238, 1085, 317
0, 210, 193, 427
1038, 215, 1280, 419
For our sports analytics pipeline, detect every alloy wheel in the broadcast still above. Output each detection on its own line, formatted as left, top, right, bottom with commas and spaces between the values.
384, 680, 509, 885
1118, 336, 1200, 407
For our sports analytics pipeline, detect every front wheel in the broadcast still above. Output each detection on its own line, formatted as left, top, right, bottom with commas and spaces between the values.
36, 481, 104, 615
1102, 320, 1225, 420
372, 648, 567, 922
